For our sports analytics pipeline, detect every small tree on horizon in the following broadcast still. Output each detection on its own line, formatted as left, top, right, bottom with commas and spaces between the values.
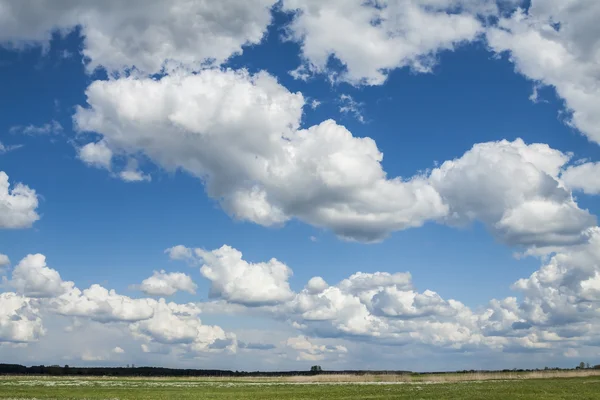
310, 365, 322, 373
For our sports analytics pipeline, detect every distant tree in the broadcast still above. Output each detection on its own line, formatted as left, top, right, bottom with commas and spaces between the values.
310, 365, 322, 373
586, 363, 590, 369
578, 362, 585, 369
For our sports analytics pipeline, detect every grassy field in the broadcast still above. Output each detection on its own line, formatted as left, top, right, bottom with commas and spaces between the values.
1, 372, 600, 399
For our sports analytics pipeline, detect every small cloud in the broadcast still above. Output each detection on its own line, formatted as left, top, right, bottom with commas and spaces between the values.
0, 142, 23, 154
118, 159, 151, 182
289, 64, 312, 81
112, 346, 125, 354
0, 254, 10, 267
310, 99, 321, 109
78, 141, 113, 170
10, 120, 63, 136
339, 94, 365, 123
239, 341, 276, 350
81, 351, 107, 361
529, 83, 548, 104
310, 236, 318, 242
563, 348, 579, 358
165, 245, 194, 262
574, 158, 590, 166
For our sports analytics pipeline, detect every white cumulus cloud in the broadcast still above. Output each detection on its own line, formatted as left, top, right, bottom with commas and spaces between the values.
196, 245, 295, 306
137, 270, 197, 296
562, 162, 600, 195
10, 254, 74, 298
74, 70, 595, 248
283, 0, 488, 85
0, 171, 39, 229
72, 69, 448, 242
0, 0, 277, 75
0, 292, 45, 343
0, 254, 10, 267
486, 1, 600, 144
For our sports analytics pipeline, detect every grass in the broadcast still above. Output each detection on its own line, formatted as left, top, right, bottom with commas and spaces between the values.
1, 372, 600, 399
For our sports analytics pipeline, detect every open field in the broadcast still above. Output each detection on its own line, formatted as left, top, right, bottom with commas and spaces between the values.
1, 372, 600, 399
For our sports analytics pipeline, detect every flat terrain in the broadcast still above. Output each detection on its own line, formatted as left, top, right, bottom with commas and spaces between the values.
1, 372, 600, 399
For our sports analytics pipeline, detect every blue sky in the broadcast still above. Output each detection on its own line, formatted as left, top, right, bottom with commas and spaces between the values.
1, 0, 600, 371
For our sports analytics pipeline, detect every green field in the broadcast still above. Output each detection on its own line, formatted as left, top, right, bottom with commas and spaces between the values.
1, 374, 600, 399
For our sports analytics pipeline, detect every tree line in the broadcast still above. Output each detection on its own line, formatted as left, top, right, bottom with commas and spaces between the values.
0, 363, 410, 377
0, 363, 598, 377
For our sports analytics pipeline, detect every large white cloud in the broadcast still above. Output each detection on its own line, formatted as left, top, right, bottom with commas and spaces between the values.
197, 245, 294, 306
10, 254, 74, 298
562, 162, 600, 195
137, 270, 197, 296
176, 239, 600, 355
74, 69, 594, 247
486, 1, 600, 144
0, 292, 45, 343
0, 253, 235, 359
73, 69, 449, 242
429, 139, 596, 248
51, 285, 156, 323
512, 227, 600, 328
0, 0, 276, 75
282, 0, 491, 85
130, 300, 233, 353
0, 171, 39, 229
4, 241, 600, 362
284, 270, 479, 345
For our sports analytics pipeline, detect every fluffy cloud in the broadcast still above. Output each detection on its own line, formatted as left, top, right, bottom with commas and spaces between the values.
562, 162, 600, 195
176, 238, 600, 355
0, 0, 276, 75
74, 70, 594, 247
285, 335, 347, 361
0, 254, 9, 267
78, 141, 113, 170
0, 253, 236, 359
283, 0, 489, 85
486, 1, 600, 144
512, 227, 600, 327
131, 299, 232, 353
0, 171, 39, 229
9, 254, 74, 298
165, 245, 194, 262
429, 139, 596, 248
196, 245, 294, 306
285, 270, 476, 343
137, 270, 197, 296
0, 293, 45, 343
5, 241, 600, 362
74, 69, 451, 242
118, 159, 151, 183
51, 285, 155, 323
